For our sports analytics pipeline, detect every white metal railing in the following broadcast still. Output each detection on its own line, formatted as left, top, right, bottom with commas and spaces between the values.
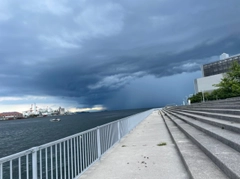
0, 109, 153, 179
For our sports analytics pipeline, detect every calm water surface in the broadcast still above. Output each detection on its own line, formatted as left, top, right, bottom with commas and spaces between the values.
0, 109, 148, 158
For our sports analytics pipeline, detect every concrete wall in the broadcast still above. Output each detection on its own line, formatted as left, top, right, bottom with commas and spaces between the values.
194, 73, 223, 93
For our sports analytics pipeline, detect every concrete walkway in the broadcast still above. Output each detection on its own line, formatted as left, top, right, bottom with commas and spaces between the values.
79, 110, 189, 179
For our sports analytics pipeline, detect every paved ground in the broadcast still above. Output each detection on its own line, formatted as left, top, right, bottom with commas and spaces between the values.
78, 110, 189, 179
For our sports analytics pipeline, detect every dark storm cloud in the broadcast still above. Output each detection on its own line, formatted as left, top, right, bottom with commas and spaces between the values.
0, 0, 240, 109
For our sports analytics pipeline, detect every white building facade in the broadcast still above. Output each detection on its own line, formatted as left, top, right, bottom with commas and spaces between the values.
194, 74, 223, 93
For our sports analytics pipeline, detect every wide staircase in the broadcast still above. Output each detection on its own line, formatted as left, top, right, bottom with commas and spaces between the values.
161, 97, 240, 179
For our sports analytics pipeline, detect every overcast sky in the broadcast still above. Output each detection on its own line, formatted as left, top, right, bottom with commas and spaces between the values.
0, 0, 240, 112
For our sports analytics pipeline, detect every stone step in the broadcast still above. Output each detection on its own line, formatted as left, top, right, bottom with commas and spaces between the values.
172, 108, 240, 114
171, 105, 240, 110
162, 110, 240, 179
164, 110, 240, 153
172, 109, 240, 123
160, 111, 228, 179
188, 98, 240, 105
190, 101, 240, 105
177, 101, 240, 107
166, 110, 240, 134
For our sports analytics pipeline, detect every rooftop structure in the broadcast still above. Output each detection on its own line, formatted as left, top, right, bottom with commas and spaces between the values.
220, 53, 229, 60
195, 52, 240, 93
202, 53, 240, 77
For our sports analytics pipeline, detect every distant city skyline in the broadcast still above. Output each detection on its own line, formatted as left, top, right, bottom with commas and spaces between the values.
0, 0, 240, 112
0, 99, 106, 113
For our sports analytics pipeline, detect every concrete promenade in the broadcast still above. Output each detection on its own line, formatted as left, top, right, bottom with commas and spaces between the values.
79, 110, 189, 179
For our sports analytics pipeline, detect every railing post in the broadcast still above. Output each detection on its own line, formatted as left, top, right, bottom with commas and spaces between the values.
117, 120, 121, 141
32, 147, 38, 179
0, 163, 2, 179
97, 127, 101, 160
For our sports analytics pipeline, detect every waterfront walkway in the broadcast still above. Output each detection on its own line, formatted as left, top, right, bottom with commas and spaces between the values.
79, 110, 189, 179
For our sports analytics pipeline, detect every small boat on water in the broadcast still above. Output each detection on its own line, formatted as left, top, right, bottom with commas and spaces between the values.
50, 118, 61, 122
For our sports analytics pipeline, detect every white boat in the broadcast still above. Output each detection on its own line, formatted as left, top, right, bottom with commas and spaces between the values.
50, 118, 61, 122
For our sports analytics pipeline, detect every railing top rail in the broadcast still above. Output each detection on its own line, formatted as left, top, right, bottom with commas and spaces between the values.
0, 148, 34, 163
98, 119, 119, 128
39, 126, 97, 148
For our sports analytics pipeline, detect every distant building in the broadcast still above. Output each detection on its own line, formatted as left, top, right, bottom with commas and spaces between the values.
194, 53, 240, 93
0, 112, 23, 120
59, 107, 65, 115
